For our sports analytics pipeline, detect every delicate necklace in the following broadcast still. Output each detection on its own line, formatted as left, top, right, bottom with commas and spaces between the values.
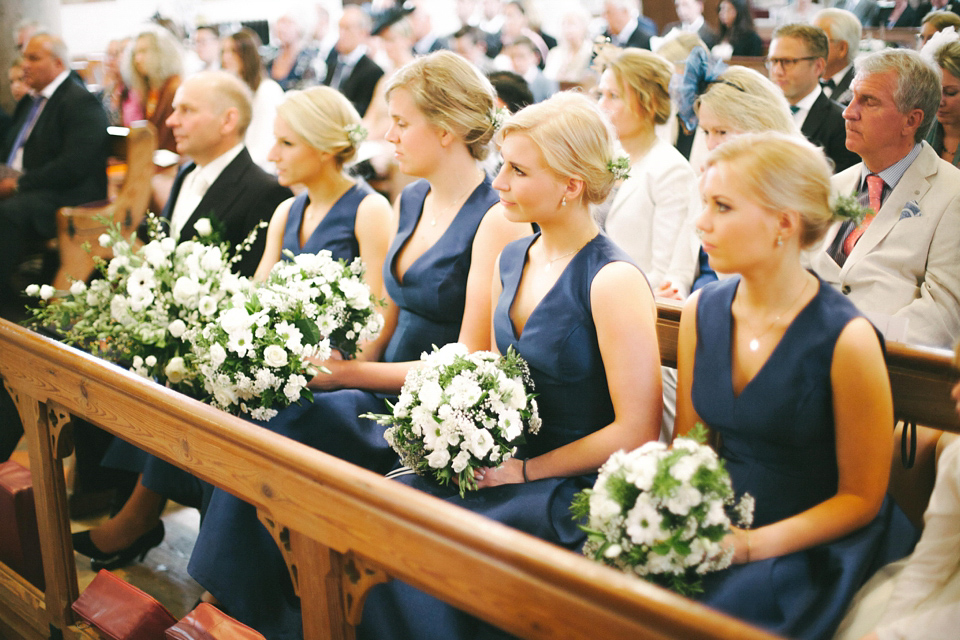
542, 236, 592, 271
429, 182, 476, 227
740, 277, 810, 352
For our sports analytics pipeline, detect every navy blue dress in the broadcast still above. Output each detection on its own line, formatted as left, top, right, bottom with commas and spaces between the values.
691, 276, 917, 640
187, 177, 499, 640
358, 232, 643, 640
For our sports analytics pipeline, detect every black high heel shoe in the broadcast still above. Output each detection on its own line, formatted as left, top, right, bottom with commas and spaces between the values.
72, 521, 165, 570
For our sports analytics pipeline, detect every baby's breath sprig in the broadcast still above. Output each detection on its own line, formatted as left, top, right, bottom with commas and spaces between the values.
608, 155, 630, 181
345, 123, 368, 146
490, 106, 508, 133
832, 193, 873, 227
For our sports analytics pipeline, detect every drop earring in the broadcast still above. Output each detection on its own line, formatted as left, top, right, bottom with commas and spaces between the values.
776, 235, 783, 247
561, 196, 567, 207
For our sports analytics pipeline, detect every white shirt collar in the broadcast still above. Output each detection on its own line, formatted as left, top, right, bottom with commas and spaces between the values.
192, 142, 245, 186
829, 64, 853, 87
337, 44, 367, 67
683, 16, 705, 32
615, 18, 638, 46
791, 83, 822, 125
39, 69, 71, 99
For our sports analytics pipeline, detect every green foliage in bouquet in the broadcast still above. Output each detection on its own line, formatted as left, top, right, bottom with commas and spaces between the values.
571, 424, 754, 596
364, 343, 541, 498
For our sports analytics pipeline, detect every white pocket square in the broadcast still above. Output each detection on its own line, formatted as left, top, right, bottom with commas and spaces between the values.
899, 201, 921, 220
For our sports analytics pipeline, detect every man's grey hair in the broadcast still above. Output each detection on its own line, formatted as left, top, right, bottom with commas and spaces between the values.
30, 30, 70, 67
814, 8, 862, 66
856, 49, 941, 143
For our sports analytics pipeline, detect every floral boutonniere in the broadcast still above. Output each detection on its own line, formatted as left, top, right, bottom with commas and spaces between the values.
832, 193, 873, 227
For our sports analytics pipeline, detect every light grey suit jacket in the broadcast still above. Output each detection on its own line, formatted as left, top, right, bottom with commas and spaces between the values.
808, 142, 960, 348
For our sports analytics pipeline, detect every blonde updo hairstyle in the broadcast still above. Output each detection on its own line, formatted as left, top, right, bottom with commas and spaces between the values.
277, 86, 363, 168
695, 66, 799, 136
496, 92, 619, 206
603, 48, 674, 126
385, 50, 497, 161
704, 132, 833, 249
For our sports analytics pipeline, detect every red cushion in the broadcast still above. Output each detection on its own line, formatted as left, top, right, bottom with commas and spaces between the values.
0, 460, 44, 590
165, 603, 266, 640
72, 569, 177, 640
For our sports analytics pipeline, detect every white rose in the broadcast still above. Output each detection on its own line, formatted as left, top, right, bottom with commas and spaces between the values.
451, 450, 472, 473
164, 356, 187, 384
141, 240, 168, 268
98, 233, 112, 247
426, 446, 451, 469
39, 285, 55, 300
339, 277, 371, 310
69, 280, 86, 296
209, 343, 227, 368
25, 284, 40, 297
198, 296, 218, 317
263, 345, 289, 368
220, 307, 253, 335
200, 246, 223, 272
467, 429, 494, 459
194, 218, 213, 237
168, 319, 187, 338
172, 276, 201, 305
418, 379, 444, 412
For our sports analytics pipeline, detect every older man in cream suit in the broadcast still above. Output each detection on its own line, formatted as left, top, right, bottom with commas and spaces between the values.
809, 49, 960, 348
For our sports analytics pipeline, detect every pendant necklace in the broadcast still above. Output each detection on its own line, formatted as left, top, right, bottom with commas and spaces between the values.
430, 181, 476, 227
742, 278, 810, 352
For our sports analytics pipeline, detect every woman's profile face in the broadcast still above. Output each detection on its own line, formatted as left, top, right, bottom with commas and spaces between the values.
220, 38, 242, 76
698, 101, 744, 151
697, 159, 777, 274
492, 132, 567, 224
597, 69, 647, 140
385, 87, 447, 178
937, 65, 960, 129
267, 115, 325, 187
133, 35, 156, 79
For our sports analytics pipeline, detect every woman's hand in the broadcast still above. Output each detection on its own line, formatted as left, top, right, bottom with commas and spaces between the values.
473, 457, 525, 488
654, 280, 684, 301
722, 526, 752, 565
307, 350, 347, 391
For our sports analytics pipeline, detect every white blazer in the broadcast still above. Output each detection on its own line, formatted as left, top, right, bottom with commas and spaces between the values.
808, 142, 960, 349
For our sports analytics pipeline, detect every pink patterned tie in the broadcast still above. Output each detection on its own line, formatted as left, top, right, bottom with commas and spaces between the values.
843, 174, 883, 256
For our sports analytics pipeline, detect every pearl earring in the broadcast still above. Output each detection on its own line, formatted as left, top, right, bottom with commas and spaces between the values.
561, 196, 567, 207
776, 235, 784, 247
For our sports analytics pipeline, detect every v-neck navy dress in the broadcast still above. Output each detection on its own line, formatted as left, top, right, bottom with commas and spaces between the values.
187, 177, 498, 640
358, 232, 644, 640
279, 181, 369, 261
691, 276, 917, 640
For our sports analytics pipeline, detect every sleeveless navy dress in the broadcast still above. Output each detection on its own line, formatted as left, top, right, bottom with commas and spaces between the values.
129, 182, 373, 502
691, 276, 917, 640
187, 177, 499, 640
357, 232, 644, 640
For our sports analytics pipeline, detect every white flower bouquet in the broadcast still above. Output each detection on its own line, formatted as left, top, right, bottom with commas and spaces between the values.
364, 343, 541, 498
186, 250, 384, 420
25, 215, 254, 393
571, 425, 754, 596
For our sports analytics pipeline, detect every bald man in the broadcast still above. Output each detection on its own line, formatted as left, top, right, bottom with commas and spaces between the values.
0, 33, 108, 304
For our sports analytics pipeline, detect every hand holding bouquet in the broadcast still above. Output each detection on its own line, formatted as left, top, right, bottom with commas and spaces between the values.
365, 343, 541, 498
572, 425, 753, 596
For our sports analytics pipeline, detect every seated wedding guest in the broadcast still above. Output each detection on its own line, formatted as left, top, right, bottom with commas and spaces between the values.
603, 0, 657, 50
920, 11, 960, 49
884, 0, 927, 28
596, 46, 700, 298
925, 39, 960, 168
220, 28, 285, 171
662, 65, 799, 295
768, 24, 859, 172
128, 25, 184, 153
714, 0, 765, 59
494, 0, 554, 63
450, 25, 496, 73
185, 51, 530, 638
193, 25, 220, 72
324, 5, 384, 118
98, 37, 142, 127
408, 3, 448, 55
503, 36, 557, 103
675, 132, 916, 640
812, 8, 861, 106
543, 7, 595, 87
0, 33, 108, 306
776, 0, 823, 26
834, 356, 960, 640
253, 86, 392, 291
662, 0, 719, 48
808, 49, 960, 348
8, 57, 31, 104
70, 71, 292, 569
265, 10, 320, 92
364, 11, 417, 143
359, 89, 662, 640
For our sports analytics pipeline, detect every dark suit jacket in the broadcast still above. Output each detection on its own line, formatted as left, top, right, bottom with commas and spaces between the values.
827, 65, 856, 106
155, 148, 292, 277
324, 50, 384, 118
0, 77, 108, 217
661, 21, 720, 48
802, 90, 859, 173
605, 18, 656, 50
